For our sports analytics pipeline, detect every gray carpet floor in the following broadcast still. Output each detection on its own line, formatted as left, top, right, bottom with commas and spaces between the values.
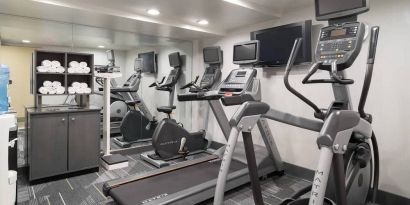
17, 130, 311, 205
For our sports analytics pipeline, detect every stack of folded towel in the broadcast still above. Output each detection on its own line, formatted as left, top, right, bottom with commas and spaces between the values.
68, 82, 92, 94
68, 61, 91, 74
36, 60, 65, 73
38, 81, 65, 94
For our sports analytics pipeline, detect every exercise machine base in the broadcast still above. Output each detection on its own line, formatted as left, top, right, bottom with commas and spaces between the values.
101, 154, 129, 170
113, 136, 151, 148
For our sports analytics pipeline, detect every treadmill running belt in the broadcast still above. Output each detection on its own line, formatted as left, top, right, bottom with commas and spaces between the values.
110, 160, 245, 205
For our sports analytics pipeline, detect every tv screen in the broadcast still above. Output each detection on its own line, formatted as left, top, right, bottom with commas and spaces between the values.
203, 47, 222, 64
233, 41, 258, 64
315, 0, 368, 20
168, 52, 181, 67
137, 52, 157, 73
250, 20, 312, 66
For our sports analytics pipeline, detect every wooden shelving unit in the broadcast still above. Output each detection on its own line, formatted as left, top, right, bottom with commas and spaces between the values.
32, 50, 94, 107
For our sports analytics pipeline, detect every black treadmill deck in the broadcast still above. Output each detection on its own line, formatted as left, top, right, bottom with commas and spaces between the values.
109, 159, 245, 205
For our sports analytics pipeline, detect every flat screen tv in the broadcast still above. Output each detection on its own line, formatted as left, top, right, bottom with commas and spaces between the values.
250, 20, 312, 66
168, 52, 182, 68
137, 51, 157, 73
203, 46, 223, 64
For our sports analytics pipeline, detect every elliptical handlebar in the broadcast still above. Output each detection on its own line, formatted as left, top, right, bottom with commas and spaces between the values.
284, 38, 324, 119
358, 26, 380, 121
180, 75, 200, 90
149, 76, 166, 88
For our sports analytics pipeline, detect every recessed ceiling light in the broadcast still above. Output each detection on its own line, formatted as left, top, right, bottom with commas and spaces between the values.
22, 40, 31, 43
98, 45, 105, 48
197, 19, 209, 25
147, 9, 160, 16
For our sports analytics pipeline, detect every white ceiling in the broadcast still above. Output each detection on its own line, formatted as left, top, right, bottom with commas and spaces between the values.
0, 0, 313, 49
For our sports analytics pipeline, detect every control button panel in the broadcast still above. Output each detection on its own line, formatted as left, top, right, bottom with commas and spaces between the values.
315, 22, 365, 70
219, 68, 257, 94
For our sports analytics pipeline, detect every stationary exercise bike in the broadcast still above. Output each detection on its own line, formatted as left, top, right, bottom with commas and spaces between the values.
214, 1, 380, 205
142, 50, 221, 166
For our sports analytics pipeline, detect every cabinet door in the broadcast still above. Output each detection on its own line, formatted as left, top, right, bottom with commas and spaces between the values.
30, 113, 68, 180
68, 111, 100, 171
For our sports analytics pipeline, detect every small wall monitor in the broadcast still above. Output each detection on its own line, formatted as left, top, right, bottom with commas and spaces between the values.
106, 50, 115, 63
250, 20, 312, 66
233, 40, 259, 65
134, 58, 143, 72
315, 0, 369, 21
203, 46, 223, 64
168, 52, 182, 68
137, 51, 157, 73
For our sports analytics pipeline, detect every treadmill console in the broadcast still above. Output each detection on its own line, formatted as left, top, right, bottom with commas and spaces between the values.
198, 66, 221, 90
163, 68, 182, 87
123, 73, 140, 89
316, 22, 365, 71
219, 68, 257, 95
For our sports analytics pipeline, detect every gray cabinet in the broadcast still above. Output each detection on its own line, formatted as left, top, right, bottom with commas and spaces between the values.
68, 112, 100, 171
26, 107, 100, 181
30, 113, 68, 180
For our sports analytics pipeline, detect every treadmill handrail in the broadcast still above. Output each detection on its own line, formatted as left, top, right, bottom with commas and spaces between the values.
110, 87, 137, 93
262, 109, 323, 132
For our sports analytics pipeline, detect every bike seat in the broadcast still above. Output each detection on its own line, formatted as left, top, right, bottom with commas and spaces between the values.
157, 106, 176, 114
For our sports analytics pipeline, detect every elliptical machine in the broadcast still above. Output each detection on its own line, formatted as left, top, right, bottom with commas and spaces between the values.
214, 1, 381, 205
141, 48, 223, 167
111, 58, 157, 148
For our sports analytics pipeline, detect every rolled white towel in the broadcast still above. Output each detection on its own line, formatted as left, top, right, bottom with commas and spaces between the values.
67, 67, 75, 73
71, 82, 81, 88
49, 67, 57, 73
83, 67, 91, 73
56, 87, 65, 94
48, 89, 56, 95
69, 61, 79, 68
79, 61, 87, 68
80, 83, 88, 89
41, 60, 52, 67
38, 87, 48, 94
43, 81, 52, 87
51, 60, 61, 67
36, 66, 47, 73
75, 67, 82, 73
84, 88, 92, 94
57, 66, 65, 73
68, 87, 76, 94
74, 87, 84, 94
52, 81, 61, 87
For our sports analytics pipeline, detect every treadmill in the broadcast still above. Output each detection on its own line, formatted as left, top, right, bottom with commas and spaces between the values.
103, 42, 284, 205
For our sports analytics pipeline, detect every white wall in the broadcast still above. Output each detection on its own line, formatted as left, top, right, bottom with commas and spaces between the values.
194, 0, 410, 198
123, 42, 193, 129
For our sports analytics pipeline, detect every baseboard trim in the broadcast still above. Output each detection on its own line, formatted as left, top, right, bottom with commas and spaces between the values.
283, 162, 410, 205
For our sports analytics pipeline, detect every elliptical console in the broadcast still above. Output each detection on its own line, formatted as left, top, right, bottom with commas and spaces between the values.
317, 22, 365, 70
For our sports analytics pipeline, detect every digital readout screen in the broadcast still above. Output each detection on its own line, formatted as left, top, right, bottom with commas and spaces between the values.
331, 29, 347, 37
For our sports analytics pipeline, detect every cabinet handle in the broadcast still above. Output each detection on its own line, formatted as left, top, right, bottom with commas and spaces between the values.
61, 118, 65, 122
71, 118, 75, 121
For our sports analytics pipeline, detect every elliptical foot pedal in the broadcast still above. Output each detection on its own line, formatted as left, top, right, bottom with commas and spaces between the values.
101, 154, 129, 170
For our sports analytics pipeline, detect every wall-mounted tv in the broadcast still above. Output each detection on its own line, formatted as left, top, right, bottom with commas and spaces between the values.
203, 46, 223, 64
250, 20, 312, 66
137, 51, 157, 73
